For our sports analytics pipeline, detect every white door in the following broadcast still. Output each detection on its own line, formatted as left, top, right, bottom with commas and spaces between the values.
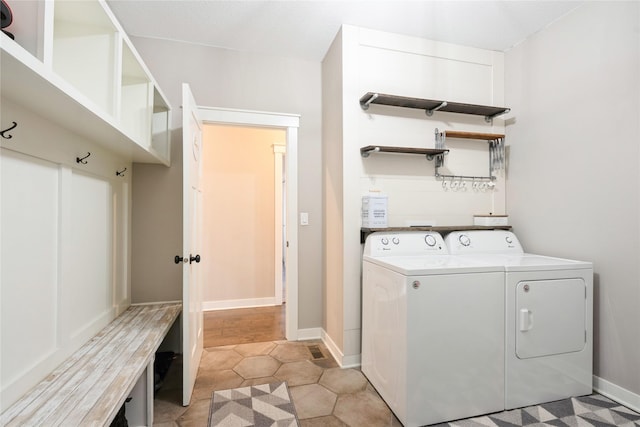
181, 83, 204, 406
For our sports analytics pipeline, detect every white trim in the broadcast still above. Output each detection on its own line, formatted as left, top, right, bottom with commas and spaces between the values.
273, 144, 285, 306
198, 107, 300, 128
593, 375, 640, 413
203, 297, 280, 311
131, 300, 182, 306
297, 328, 322, 341
196, 106, 299, 342
320, 329, 361, 368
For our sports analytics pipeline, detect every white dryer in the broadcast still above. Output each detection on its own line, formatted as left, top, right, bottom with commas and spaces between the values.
362, 231, 505, 426
445, 230, 593, 410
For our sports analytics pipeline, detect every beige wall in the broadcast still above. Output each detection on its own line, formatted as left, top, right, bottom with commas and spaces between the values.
129, 37, 323, 329
505, 2, 640, 400
201, 124, 285, 305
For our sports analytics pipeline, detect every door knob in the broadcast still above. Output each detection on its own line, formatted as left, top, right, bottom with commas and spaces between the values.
190, 254, 201, 264
174, 255, 187, 264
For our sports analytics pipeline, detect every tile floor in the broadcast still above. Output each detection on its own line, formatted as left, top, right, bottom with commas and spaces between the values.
153, 339, 402, 426
152, 306, 639, 426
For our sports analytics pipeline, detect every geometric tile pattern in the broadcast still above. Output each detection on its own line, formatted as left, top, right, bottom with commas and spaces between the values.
209, 381, 299, 427
438, 394, 640, 427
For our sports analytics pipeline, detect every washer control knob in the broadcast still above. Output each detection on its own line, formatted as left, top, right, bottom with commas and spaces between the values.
392, 237, 400, 245
459, 234, 471, 247
505, 235, 513, 244
381, 237, 389, 245
424, 235, 437, 247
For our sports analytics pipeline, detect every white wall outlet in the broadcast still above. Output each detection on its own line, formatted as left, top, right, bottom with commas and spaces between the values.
300, 212, 309, 226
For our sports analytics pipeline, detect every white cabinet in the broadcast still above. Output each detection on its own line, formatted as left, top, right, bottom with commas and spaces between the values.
1, 0, 171, 165
0, 0, 168, 412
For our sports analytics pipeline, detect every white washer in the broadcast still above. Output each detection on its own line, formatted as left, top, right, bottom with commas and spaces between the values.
362, 231, 505, 426
445, 230, 593, 410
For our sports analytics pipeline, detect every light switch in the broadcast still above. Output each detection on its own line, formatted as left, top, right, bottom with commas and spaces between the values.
300, 212, 309, 226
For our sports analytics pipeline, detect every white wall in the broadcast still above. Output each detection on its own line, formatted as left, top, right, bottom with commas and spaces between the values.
201, 124, 285, 307
505, 2, 640, 403
129, 38, 323, 329
0, 99, 131, 410
323, 26, 507, 366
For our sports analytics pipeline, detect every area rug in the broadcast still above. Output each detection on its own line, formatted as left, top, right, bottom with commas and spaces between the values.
440, 394, 640, 427
208, 381, 299, 427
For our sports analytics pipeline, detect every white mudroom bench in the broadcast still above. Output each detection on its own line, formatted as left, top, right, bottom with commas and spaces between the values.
1, 302, 182, 427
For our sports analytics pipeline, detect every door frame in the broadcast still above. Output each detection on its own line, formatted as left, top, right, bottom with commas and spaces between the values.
198, 106, 299, 341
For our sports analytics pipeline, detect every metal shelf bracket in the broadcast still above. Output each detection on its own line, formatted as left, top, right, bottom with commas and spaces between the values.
426, 101, 447, 117
360, 93, 379, 110
484, 108, 511, 123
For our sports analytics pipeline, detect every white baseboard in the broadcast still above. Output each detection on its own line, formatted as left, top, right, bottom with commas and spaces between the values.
297, 327, 322, 341
593, 375, 640, 413
203, 297, 278, 311
318, 329, 361, 368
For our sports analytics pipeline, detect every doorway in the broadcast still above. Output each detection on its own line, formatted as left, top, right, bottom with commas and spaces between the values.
201, 124, 286, 309
197, 107, 299, 341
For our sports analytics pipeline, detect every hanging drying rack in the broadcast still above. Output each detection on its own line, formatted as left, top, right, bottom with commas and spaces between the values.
435, 129, 505, 183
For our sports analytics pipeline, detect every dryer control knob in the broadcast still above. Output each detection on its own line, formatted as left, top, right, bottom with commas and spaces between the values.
392, 237, 400, 245
459, 234, 471, 246
381, 237, 389, 245
424, 235, 437, 247
505, 236, 513, 244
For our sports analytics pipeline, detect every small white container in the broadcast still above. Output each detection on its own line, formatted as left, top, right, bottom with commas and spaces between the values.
473, 215, 509, 226
362, 193, 388, 228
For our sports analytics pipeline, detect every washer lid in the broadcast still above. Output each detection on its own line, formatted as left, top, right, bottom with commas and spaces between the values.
454, 253, 591, 272
500, 254, 590, 271
363, 255, 503, 275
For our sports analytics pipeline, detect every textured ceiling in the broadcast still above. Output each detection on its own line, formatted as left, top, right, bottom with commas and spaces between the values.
107, 1, 583, 62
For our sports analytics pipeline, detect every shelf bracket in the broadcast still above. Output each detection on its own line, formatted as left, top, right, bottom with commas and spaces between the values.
426, 101, 447, 117
360, 93, 379, 110
484, 108, 511, 123
361, 146, 381, 157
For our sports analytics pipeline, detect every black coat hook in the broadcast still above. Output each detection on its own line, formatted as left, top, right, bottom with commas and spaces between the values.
76, 152, 91, 164
116, 167, 127, 177
1, 121, 17, 139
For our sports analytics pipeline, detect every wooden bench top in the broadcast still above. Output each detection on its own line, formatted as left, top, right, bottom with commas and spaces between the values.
1, 302, 182, 427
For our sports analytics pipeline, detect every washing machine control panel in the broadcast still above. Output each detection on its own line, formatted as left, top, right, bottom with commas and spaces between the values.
364, 232, 447, 256
445, 230, 524, 254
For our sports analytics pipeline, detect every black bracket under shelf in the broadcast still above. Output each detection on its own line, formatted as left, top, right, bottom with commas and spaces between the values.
359, 92, 510, 123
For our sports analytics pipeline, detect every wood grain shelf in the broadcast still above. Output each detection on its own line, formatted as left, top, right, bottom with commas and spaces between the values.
359, 92, 510, 122
360, 145, 448, 158
442, 130, 505, 141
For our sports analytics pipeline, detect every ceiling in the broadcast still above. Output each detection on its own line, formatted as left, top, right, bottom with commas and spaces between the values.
106, 1, 583, 62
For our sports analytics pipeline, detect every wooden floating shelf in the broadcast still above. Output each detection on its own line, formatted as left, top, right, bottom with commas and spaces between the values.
359, 92, 510, 121
442, 130, 505, 141
360, 145, 448, 158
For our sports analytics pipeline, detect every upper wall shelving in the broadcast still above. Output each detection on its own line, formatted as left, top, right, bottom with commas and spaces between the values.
360, 145, 448, 159
0, 0, 171, 166
359, 92, 510, 123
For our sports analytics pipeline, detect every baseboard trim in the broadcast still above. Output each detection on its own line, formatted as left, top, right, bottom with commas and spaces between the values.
203, 297, 278, 311
593, 375, 640, 413
297, 328, 322, 341
317, 329, 361, 368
